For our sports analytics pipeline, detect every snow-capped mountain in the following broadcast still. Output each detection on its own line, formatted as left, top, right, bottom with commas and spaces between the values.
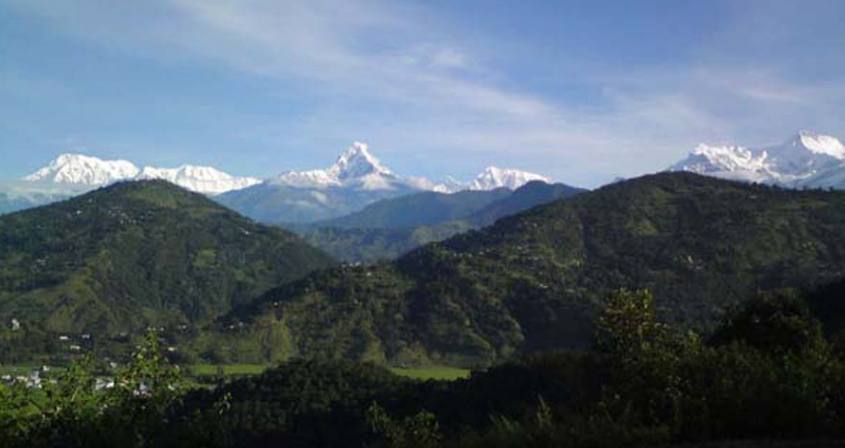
669, 144, 773, 183
24, 153, 140, 186
268, 142, 552, 193
136, 165, 261, 195
22, 153, 259, 195
467, 166, 551, 191
765, 132, 845, 183
217, 143, 556, 223
270, 142, 405, 191
221, 142, 421, 223
10, 143, 557, 220
669, 131, 845, 188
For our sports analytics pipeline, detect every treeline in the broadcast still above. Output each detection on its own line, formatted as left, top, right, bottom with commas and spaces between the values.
4, 286, 845, 447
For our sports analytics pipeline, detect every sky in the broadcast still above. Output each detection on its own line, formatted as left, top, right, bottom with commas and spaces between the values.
1, 0, 844, 187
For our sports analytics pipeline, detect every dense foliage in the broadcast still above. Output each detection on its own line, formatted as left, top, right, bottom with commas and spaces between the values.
0, 332, 184, 448
293, 222, 474, 264
0, 181, 334, 362
203, 173, 845, 365
5, 287, 845, 447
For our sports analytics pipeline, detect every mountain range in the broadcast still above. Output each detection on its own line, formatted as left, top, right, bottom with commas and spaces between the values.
215, 142, 553, 223
669, 131, 845, 188
198, 172, 845, 365
291, 180, 586, 262
23, 153, 263, 194
6, 131, 844, 222
1, 169, 844, 364
1, 143, 552, 221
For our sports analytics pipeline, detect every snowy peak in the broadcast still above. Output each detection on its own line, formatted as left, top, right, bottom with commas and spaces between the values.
669, 131, 845, 187
271, 142, 402, 191
24, 153, 140, 186
468, 166, 551, 191
668, 144, 773, 182
136, 165, 261, 195
760, 132, 845, 181
329, 142, 393, 180
22, 143, 559, 197
687, 144, 761, 170
24, 153, 258, 194
268, 142, 556, 193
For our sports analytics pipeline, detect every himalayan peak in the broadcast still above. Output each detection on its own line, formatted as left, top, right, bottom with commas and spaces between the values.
24, 153, 259, 195
22, 142, 554, 196
269, 142, 551, 192
669, 131, 845, 187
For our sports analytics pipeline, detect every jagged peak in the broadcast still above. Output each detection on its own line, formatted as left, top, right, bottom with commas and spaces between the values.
670, 131, 845, 187
271, 141, 401, 191
329, 141, 393, 179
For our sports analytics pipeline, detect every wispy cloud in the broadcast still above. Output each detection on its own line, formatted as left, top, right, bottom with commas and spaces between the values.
4, 0, 844, 186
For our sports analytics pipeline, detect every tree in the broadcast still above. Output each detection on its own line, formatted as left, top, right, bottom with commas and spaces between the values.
710, 289, 827, 355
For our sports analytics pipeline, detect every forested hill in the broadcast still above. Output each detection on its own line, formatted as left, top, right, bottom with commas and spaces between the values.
204, 172, 845, 366
289, 181, 586, 263
468, 180, 585, 226
0, 180, 334, 358
315, 188, 513, 229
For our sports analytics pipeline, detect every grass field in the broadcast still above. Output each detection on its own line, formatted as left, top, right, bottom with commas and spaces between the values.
188, 364, 268, 376
2, 363, 471, 382
389, 366, 470, 381
188, 364, 471, 381
0, 364, 40, 376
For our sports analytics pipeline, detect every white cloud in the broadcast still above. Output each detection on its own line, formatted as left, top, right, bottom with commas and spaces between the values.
4, 0, 844, 187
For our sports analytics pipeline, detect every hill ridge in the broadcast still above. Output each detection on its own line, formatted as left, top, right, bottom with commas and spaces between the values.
200, 172, 845, 366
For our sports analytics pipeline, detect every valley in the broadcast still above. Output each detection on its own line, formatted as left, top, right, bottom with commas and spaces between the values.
3, 141, 845, 447
4, 1, 845, 444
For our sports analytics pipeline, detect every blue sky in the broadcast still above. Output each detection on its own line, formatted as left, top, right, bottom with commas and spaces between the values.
1, 0, 843, 187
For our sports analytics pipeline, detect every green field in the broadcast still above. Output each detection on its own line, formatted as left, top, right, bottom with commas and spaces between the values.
389, 366, 470, 381
188, 364, 269, 376
0, 364, 40, 376
1, 363, 471, 382
188, 364, 471, 381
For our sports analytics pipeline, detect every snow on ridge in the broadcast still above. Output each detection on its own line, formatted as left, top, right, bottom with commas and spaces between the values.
669, 131, 845, 188
24, 154, 259, 195
670, 144, 770, 175
22, 143, 557, 196
468, 166, 551, 191
136, 165, 261, 195
270, 142, 403, 191
24, 153, 139, 186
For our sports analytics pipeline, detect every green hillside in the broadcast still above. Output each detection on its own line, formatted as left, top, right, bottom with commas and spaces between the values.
469, 180, 585, 226
317, 188, 513, 229
293, 222, 475, 264
0, 180, 334, 361
291, 181, 585, 262
199, 173, 845, 366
